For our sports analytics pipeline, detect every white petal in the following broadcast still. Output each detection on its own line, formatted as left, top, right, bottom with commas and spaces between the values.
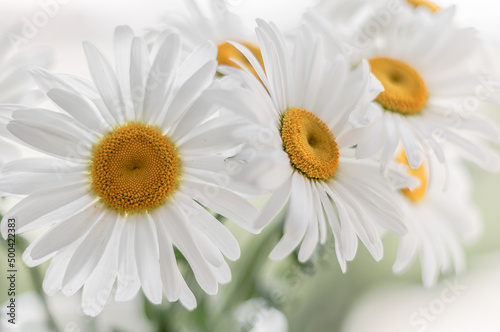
151, 209, 181, 302
7, 120, 89, 160
47, 89, 107, 134
0, 170, 85, 195
30, 68, 99, 99
396, 115, 423, 169
161, 60, 217, 129
113, 25, 135, 121
269, 173, 310, 260
2, 157, 84, 174
298, 182, 319, 262
28, 203, 101, 261
318, 183, 346, 272
254, 177, 292, 231
134, 214, 163, 304
175, 192, 240, 261
380, 115, 400, 175
354, 118, 385, 159
182, 179, 259, 232
178, 121, 242, 154
160, 201, 218, 295
170, 96, 217, 142
333, 180, 383, 261
178, 277, 197, 310
115, 219, 141, 302
82, 218, 123, 316
62, 211, 116, 296
42, 240, 82, 295
324, 184, 358, 261
177, 41, 217, 87
143, 33, 181, 124
83, 41, 126, 124
129, 37, 150, 120
1, 183, 89, 238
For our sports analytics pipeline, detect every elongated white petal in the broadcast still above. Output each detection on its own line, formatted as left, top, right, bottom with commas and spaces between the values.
175, 192, 240, 261
151, 209, 181, 302
269, 173, 311, 260
182, 179, 259, 232
83, 41, 126, 124
1, 183, 89, 238
82, 218, 123, 316
62, 211, 116, 296
115, 219, 141, 302
134, 214, 163, 304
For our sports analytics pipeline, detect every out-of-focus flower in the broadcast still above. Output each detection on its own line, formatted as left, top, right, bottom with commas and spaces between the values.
307, 2, 500, 174
0, 291, 154, 332
214, 20, 418, 269
0, 25, 52, 105
147, 0, 264, 77
342, 252, 500, 332
0, 25, 259, 316
393, 150, 482, 286
0, 24, 53, 167
235, 298, 288, 332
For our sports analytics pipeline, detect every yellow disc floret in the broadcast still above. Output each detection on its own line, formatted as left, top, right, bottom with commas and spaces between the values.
369, 57, 428, 115
217, 41, 264, 78
90, 122, 181, 214
396, 149, 428, 202
407, 0, 440, 12
280, 108, 339, 181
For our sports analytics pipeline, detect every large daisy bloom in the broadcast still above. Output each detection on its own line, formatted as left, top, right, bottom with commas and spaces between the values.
147, 0, 264, 77
306, 3, 500, 174
214, 20, 418, 269
393, 150, 482, 286
0, 26, 259, 315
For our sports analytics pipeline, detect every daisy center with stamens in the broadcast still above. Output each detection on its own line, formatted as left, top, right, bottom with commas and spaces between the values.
369, 57, 428, 115
217, 41, 264, 77
397, 149, 428, 202
407, 0, 440, 12
90, 122, 181, 214
280, 108, 339, 181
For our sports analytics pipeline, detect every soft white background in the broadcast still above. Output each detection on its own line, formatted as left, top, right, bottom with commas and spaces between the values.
1, 1, 499, 331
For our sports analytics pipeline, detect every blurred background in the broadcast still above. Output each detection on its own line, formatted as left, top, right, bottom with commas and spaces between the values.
0, 0, 499, 331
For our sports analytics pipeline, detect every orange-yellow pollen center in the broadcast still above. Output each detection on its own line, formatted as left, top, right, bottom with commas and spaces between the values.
397, 149, 428, 202
217, 41, 264, 78
407, 0, 440, 12
90, 122, 181, 214
369, 57, 428, 115
281, 108, 339, 181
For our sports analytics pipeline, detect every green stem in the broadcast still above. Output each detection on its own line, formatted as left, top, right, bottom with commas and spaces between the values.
206, 211, 285, 330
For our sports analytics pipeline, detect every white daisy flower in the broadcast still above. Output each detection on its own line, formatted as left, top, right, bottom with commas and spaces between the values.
147, 0, 264, 77
0, 25, 52, 104
214, 20, 418, 269
312, 0, 377, 33
0, 26, 259, 316
0, 25, 53, 166
306, 4, 500, 174
393, 150, 482, 286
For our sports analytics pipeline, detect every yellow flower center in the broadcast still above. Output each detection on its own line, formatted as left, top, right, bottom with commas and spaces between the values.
90, 122, 181, 214
280, 108, 339, 181
407, 0, 440, 12
217, 41, 264, 78
396, 149, 428, 202
369, 57, 428, 115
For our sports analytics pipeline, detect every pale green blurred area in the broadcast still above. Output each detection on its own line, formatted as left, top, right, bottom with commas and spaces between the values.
0, 0, 500, 331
